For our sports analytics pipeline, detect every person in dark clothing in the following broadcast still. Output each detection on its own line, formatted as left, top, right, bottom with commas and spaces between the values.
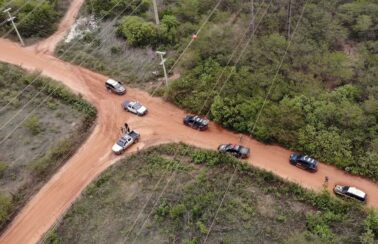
124, 123, 129, 133
323, 176, 329, 188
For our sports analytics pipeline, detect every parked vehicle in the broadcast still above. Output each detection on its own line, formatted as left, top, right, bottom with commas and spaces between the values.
289, 153, 318, 172
183, 115, 209, 130
122, 100, 148, 116
218, 144, 250, 158
333, 185, 367, 203
112, 130, 140, 155
105, 79, 126, 95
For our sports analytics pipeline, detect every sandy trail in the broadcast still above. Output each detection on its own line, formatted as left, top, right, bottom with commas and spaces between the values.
0, 1, 378, 242
28, 0, 86, 55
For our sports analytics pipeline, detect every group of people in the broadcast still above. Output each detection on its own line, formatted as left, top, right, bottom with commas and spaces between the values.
121, 123, 131, 134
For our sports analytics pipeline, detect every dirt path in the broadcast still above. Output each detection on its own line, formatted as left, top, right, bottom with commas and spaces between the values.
1, 38, 378, 244
28, 0, 86, 55
0, 3, 378, 241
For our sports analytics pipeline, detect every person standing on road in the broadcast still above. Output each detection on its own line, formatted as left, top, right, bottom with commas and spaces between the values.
323, 176, 329, 188
125, 123, 130, 133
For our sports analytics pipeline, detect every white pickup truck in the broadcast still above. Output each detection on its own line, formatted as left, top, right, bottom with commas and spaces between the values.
122, 100, 148, 116
112, 130, 140, 155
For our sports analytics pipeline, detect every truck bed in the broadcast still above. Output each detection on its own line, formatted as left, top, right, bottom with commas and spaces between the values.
128, 130, 140, 140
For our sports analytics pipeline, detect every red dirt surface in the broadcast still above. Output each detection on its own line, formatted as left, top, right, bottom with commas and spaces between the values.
28, 0, 86, 55
0, 1, 378, 243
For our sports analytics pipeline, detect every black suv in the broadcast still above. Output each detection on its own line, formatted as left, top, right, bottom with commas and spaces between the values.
105, 79, 126, 95
218, 144, 250, 159
289, 153, 318, 172
183, 115, 209, 131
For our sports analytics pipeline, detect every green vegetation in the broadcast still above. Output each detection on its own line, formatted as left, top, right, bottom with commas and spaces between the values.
118, 16, 159, 47
0, 161, 8, 177
0, 63, 96, 230
117, 14, 180, 47
162, 0, 378, 181
46, 144, 378, 243
58, 0, 378, 181
0, 193, 12, 222
0, 0, 70, 41
24, 115, 42, 135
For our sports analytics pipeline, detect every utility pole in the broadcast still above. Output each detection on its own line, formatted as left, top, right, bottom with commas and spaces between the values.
287, 0, 292, 39
156, 51, 168, 86
152, 0, 160, 25
250, 0, 254, 33
3, 8, 25, 46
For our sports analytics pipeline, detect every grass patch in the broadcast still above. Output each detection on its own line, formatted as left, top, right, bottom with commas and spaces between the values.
24, 115, 43, 135
0, 63, 97, 231
47, 144, 377, 244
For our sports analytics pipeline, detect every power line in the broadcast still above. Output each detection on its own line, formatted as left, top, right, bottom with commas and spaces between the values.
197, 0, 269, 116
167, 0, 224, 74
128, 2, 272, 242
1, 0, 47, 39
148, 0, 224, 98
287, 0, 292, 39
203, 1, 309, 241
0, 0, 129, 113
2, 7, 25, 46
203, 167, 236, 243
0, 0, 47, 27
0, 0, 145, 144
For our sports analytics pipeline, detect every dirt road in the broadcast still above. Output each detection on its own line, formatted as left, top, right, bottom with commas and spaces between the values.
0, 1, 378, 243
29, 0, 86, 55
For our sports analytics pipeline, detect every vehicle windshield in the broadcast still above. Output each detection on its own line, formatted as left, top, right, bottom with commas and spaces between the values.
116, 138, 127, 147
226, 144, 237, 150
342, 186, 350, 193
114, 83, 122, 89
133, 103, 142, 109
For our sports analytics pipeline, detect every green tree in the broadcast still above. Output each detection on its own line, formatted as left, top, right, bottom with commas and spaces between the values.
160, 15, 179, 44
298, 126, 353, 168
118, 16, 158, 47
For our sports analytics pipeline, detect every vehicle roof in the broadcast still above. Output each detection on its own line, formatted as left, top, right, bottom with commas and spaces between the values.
347, 187, 366, 198
106, 79, 120, 86
230, 144, 241, 150
189, 115, 208, 124
194, 116, 205, 122
299, 155, 317, 165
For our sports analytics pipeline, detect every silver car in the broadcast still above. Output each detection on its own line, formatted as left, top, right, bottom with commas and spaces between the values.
333, 185, 367, 203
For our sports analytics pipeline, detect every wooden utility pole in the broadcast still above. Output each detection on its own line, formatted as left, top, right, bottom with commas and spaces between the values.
250, 0, 254, 33
152, 0, 160, 25
3, 8, 25, 46
156, 51, 168, 86
287, 0, 292, 39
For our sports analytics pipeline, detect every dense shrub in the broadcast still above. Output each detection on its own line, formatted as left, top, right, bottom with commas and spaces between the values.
0, 161, 8, 177
0, 193, 11, 224
23, 115, 42, 135
163, 0, 378, 181
0, 0, 62, 38
118, 16, 158, 47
